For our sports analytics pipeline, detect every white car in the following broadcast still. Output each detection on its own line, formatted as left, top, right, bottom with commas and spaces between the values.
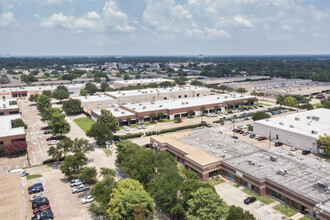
21, 170, 30, 177
82, 195, 94, 204
142, 125, 146, 129
70, 179, 83, 187
29, 193, 44, 202
48, 140, 60, 145
124, 126, 129, 131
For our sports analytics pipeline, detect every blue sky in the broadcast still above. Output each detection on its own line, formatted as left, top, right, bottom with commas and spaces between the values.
0, 0, 330, 56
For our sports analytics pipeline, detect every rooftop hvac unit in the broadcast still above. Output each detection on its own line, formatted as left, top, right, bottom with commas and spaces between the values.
240, 95, 243, 97
295, 117, 300, 121
307, 116, 311, 119
122, 93, 125, 96
311, 130, 318, 134
266, 119, 269, 121
289, 125, 295, 128
132, 108, 136, 110
248, 160, 255, 166
220, 154, 225, 158
315, 181, 328, 192
114, 108, 119, 111
121, 112, 125, 115
159, 105, 163, 107
139, 103, 142, 106
186, 102, 188, 104
182, 102, 185, 105
270, 156, 278, 162
224, 96, 227, 99
3, 104, 6, 109
312, 116, 320, 121
217, 97, 220, 99
279, 122, 284, 125
151, 102, 155, 104
85, 96, 87, 99
277, 169, 287, 176
143, 106, 146, 109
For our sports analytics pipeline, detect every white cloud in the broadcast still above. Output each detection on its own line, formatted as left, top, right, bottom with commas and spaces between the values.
102, 0, 134, 32
204, 28, 230, 39
0, 11, 16, 28
40, 12, 74, 29
233, 16, 255, 28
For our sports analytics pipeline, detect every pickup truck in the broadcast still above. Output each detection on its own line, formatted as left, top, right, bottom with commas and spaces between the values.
72, 184, 90, 194
70, 179, 83, 187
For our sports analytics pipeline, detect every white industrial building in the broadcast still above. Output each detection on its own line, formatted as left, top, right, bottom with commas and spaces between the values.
253, 108, 330, 153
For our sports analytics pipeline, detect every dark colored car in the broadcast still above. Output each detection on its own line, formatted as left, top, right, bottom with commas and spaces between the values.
235, 129, 242, 133
275, 142, 283, 147
33, 204, 51, 214
244, 197, 257, 205
29, 185, 44, 194
32, 209, 54, 220
32, 198, 49, 209
46, 136, 56, 141
257, 136, 267, 141
28, 183, 42, 191
231, 136, 238, 139
43, 130, 51, 134
249, 134, 255, 138
302, 150, 311, 155
40, 126, 50, 130
239, 130, 244, 134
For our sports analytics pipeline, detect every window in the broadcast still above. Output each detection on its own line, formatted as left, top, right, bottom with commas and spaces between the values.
9, 111, 19, 115
197, 93, 200, 97
178, 95, 182, 98
0, 141, 3, 145
0, 112, 4, 115
184, 95, 187, 98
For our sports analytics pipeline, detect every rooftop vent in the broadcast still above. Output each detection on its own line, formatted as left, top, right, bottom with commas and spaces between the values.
151, 102, 155, 104
220, 154, 225, 158
121, 112, 125, 115
217, 97, 220, 99
307, 116, 311, 119
295, 117, 300, 121
270, 156, 278, 162
132, 108, 136, 110
266, 119, 269, 121
279, 122, 284, 125
277, 169, 287, 176
312, 116, 320, 121
290, 125, 295, 128
143, 106, 146, 109
311, 130, 318, 134
315, 181, 328, 192
139, 103, 142, 106
159, 105, 163, 107
185, 102, 188, 104
182, 102, 185, 105
248, 160, 255, 166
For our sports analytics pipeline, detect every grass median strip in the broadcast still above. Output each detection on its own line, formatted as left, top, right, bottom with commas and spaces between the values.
73, 117, 95, 133
206, 177, 225, 186
242, 188, 274, 205
27, 174, 43, 180
298, 216, 311, 220
273, 203, 297, 217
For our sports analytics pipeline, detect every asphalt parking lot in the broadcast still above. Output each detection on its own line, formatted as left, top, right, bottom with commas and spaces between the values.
22, 164, 97, 220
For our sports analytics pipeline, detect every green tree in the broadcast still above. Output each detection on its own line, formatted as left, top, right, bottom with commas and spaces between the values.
200, 106, 206, 115
79, 166, 98, 184
52, 87, 69, 103
186, 187, 228, 220
12, 118, 27, 129
60, 152, 88, 177
36, 94, 51, 112
284, 96, 298, 109
187, 110, 195, 118
101, 81, 110, 91
41, 107, 63, 122
42, 90, 52, 97
252, 111, 271, 121
317, 134, 330, 156
97, 109, 119, 132
29, 94, 39, 102
87, 123, 112, 147
181, 168, 199, 180
47, 137, 73, 160
62, 98, 83, 115
190, 80, 203, 86
85, 82, 98, 94
321, 97, 330, 109
71, 138, 94, 154
236, 88, 247, 94
298, 103, 314, 110
107, 179, 155, 220
227, 206, 255, 220
157, 112, 165, 121
48, 112, 70, 136
126, 117, 131, 126
100, 167, 116, 178
159, 81, 173, 88
276, 94, 285, 106
149, 113, 157, 122
79, 89, 88, 96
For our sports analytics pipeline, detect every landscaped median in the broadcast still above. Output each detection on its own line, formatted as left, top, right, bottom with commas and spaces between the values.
73, 117, 95, 133
145, 123, 205, 136
26, 174, 43, 180
273, 203, 298, 217
242, 188, 274, 205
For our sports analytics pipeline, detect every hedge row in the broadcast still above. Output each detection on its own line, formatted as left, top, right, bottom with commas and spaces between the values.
113, 133, 143, 141
42, 157, 65, 164
146, 123, 204, 136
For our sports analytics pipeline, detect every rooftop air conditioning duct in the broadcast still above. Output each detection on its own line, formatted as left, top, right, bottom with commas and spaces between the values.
270, 156, 278, 162
315, 181, 328, 192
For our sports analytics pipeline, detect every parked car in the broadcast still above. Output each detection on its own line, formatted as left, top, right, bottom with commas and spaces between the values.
48, 140, 59, 145
302, 150, 311, 155
257, 136, 267, 141
244, 197, 257, 205
142, 125, 146, 129
72, 184, 90, 194
249, 134, 255, 138
29, 194, 44, 202
82, 195, 94, 204
46, 136, 57, 141
242, 131, 249, 136
32, 198, 49, 209
33, 204, 51, 214
70, 179, 83, 187
40, 126, 50, 130
28, 183, 42, 191
32, 209, 54, 220
290, 146, 298, 151
275, 142, 283, 147
124, 126, 129, 131
21, 170, 30, 177
231, 136, 238, 139
43, 130, 51, 134
29, 185, 44, 194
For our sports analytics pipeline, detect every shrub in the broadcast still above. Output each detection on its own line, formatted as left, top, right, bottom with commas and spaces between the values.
42, 157, 65, 164
146, 123, 204, 136
114, 133, 143, 141
6, 141, 27, 156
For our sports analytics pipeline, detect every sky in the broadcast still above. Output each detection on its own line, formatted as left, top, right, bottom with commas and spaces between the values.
0, 0, 330, 56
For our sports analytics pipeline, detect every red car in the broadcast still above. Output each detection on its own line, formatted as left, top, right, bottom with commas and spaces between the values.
46, 136, 56, 141
239, 130, 244, 134
178, 120, 183, 123
235, 129, 242, 133
257, 136, 267, 141
33, 204, 51, 214
41, 126, 50, 130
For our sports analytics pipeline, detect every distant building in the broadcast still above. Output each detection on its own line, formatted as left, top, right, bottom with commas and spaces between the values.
112, 78, 174, 88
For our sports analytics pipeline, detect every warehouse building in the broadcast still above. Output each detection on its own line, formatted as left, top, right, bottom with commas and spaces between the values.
104, 87, 211, 105
253, 108, 330, 153
150, 128, 330, 220
0, 114, 26, 145
112, 78, 173, 88
0, 98, 20, 115
91, 93, 256, 123
73, 95, 115, 112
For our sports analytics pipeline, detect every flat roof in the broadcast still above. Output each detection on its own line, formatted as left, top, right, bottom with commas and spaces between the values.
163, 128, 330, 210
0, 83, 97, 93
254, 108, 330, 138
92, 105, 135, 118
124, 93, 254, 113
0, 114, 26, 138
0, 98, 19, 110
73, 95, 114, 103
105, 86, 209, 98
114, 78, 173, 85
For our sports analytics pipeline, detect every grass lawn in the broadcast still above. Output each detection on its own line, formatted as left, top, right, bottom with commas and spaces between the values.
27, 174, 43, 180
207, 177, 225, 186
298, 216, 311, 220
242, 188, 274, 205
233, 184, 241, 188
273, 203, 297, 217
255, 102, 271, 106
73, 117, 95, 133
158, 119, 174, 123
